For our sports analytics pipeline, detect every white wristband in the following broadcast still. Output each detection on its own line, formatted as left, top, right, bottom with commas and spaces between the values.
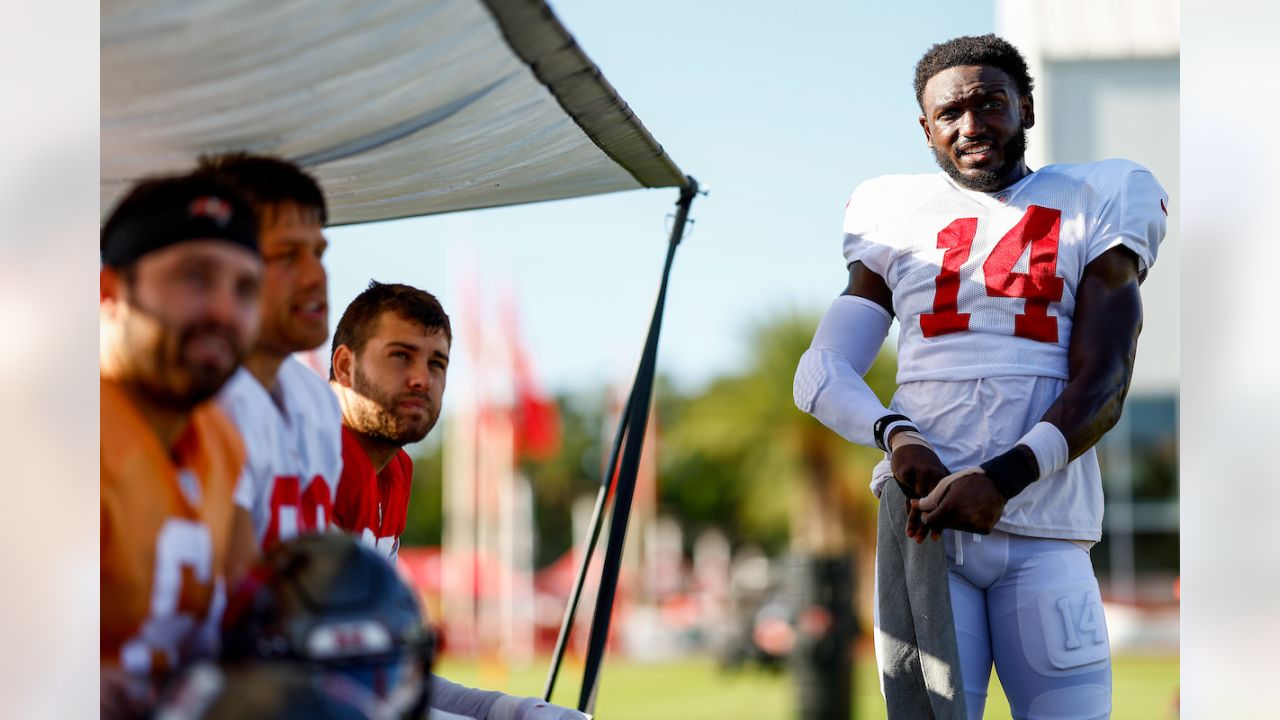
1016, 422, 1069, 480
882, 420, 920, 450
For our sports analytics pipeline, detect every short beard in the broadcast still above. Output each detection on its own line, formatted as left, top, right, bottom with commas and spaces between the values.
123, 289, 243, 411
349, 366, 435, 447
934, 124, 1028, 193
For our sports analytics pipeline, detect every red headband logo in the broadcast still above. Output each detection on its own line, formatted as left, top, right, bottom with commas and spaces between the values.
188, 196, 233, 226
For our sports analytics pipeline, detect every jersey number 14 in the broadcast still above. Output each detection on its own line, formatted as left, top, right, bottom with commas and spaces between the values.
920, 205, 1065, 343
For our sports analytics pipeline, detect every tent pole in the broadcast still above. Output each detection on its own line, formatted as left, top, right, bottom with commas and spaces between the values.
574, 178, 700, 714
540, 392, 632, 702
541, 178, 700, 707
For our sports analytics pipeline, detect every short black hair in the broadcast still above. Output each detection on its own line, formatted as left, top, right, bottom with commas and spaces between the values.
195, 152, 328, 226
330, 281, 452, 380
913, 34, 1034, 109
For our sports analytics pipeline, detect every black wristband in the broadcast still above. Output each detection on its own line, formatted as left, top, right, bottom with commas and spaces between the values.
873, 414, 913, 452
980, 446, 1040, 500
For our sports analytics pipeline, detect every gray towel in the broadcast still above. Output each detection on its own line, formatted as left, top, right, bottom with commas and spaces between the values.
875, 481, 967, 719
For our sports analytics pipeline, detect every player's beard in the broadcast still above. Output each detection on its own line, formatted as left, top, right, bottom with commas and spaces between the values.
348, 365, 437, 447
934, 124, 1028, 193
122, 294, 245, 411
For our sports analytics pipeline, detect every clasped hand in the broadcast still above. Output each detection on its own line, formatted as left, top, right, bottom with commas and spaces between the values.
891, 445, 1006, 541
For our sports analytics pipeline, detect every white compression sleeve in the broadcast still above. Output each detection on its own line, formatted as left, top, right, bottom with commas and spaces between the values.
793, 294, 894, 449
429, 675, 502, 719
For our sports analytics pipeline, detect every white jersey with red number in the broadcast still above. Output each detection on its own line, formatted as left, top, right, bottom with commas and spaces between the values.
218, 357, 342, 550
843, 159, 1165, 384
843, 160, 1166, 541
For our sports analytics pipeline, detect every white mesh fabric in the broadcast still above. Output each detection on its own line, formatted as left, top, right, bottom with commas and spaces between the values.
218, 358, 343, 547
842, 160, 1166, 384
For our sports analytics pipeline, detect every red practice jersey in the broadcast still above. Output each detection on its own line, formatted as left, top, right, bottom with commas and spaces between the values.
333, 426, 412, 560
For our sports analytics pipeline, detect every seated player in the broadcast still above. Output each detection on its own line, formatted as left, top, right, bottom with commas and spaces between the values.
197, 154, 343, 575
328, 281, 452, 561
100, 173, 263, 718
328, 282, 588, 719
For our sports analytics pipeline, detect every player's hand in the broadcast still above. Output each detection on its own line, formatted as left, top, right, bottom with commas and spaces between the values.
888, 434, 950, 541
889, 442, 950, 499
911, 467, 1006, 536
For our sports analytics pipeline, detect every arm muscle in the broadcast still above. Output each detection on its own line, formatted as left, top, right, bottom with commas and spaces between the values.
1042, 245, 1144, 459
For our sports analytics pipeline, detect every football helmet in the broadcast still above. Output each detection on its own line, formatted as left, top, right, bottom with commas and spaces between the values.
221, 533, 434, 718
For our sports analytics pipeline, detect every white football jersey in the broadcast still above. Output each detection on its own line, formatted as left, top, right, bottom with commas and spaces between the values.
843, 159, 1166, 384
844, 160, 1167, 541
218, 358, 343, 550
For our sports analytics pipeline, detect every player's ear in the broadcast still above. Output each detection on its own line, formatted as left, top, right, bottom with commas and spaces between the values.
100, 266, 123, 307
919, 113, 934, 148
1020, 93, 1035, 130
332, 344, 355, 387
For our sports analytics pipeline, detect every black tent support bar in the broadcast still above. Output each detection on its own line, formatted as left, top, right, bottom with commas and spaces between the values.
539, 177, 700, 711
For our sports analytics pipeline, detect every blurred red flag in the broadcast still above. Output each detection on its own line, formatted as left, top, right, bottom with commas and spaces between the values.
505, 298, 561, 461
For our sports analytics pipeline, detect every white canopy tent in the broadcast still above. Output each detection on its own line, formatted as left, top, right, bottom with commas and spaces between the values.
102, 1, 694, 713
101, 0, 688, 224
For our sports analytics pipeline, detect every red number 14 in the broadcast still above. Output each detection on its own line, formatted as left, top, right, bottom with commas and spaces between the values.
919, 205, 1064, 343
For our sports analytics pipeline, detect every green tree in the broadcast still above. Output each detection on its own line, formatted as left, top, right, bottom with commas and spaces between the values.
661, 311, 895, 556
404, 390, 616, 567
659, 309, 897, 719
403, 434, 444, 547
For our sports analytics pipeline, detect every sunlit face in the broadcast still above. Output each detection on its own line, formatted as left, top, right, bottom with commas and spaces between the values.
255, 202, 329, 355
919, 64, 1034, 192
339, 312, 450, 446
102, 240, 262, 409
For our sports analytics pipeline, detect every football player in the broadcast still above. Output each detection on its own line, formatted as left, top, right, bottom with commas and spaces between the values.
198, 154, 343, 576
327, 281, 451, 562
794, 34, 1166, 719
328, 283, 588, 719
100, 173, 263, 718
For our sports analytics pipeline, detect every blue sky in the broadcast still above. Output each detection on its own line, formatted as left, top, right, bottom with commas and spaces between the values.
324, 1, 994, 394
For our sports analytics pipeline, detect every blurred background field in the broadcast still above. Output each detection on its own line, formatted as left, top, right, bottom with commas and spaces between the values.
436, 652, 1179, 719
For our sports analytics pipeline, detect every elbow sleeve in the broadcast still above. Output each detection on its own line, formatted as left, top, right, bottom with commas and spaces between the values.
793, 295, 894, 449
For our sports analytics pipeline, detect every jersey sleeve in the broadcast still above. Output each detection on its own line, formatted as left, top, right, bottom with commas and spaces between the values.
232, 467, 254, 510
841, 179, 895, 277
217, 376, 261, 512
1087, 166, 1167, 272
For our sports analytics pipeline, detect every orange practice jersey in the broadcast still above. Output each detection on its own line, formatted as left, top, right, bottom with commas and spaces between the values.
101, 377, 244, 687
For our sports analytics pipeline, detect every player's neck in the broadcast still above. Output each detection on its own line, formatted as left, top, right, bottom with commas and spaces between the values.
141, 403, 191, 456
997, 161, 1033, 191
109, 374, 191, 450
243, 349, 289, 394
101, 346, 191, 450
347, 429, 400, 473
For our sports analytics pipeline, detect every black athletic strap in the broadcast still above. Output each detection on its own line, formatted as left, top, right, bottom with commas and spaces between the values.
874, 413, 913, 452
980, 445, 1040, 500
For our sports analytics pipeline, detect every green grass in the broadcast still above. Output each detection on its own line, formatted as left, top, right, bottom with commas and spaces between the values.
435, 652, 1178, 719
